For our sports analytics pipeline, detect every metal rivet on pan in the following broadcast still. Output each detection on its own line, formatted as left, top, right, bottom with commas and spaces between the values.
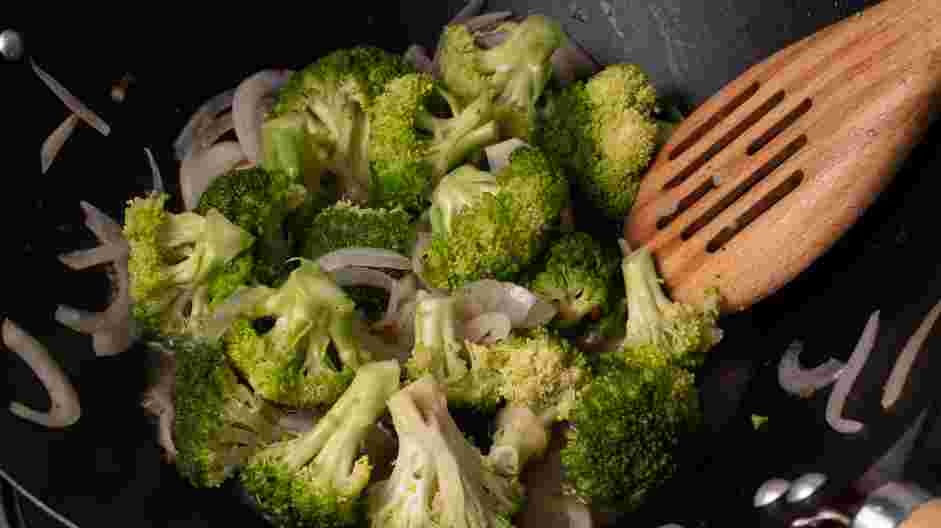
787, 473, 828, 503
0, 30, 24, 61
754, 478, 792, 507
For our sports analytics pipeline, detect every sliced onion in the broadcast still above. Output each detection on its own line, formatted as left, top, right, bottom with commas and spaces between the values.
193, 112, 235, 157
58, 243, 126, 270
233, 69, 293, 164
144, 147, 164, 193
142, 348, 177, 462
404, 45, 435, 75
174, 88, 236, 161
449, 0, 486, 25
486, 138, 529, 173
464, 11, 515, 32
180, 141, 245, 210
826, 310, 879, 434
202, 287, 275, 341
458, 280, 557, 329
330, 266, 397, 291
2, 319, 81, 429
464, 312, 512, 344
317, 248, 412, 273
31, 58, 110, 136
551, 34, 602, 87
882, 298, 941, 409
777, 340, 847, 398
382, 274, 419, 326
40, 113, 79, 174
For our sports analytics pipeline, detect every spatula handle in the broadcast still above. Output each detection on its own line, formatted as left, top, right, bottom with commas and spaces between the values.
900, 500, 941, 528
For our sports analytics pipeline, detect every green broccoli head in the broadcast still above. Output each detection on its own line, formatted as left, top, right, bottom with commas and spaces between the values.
476, 327, 589, 476
437, 15, 564, 140
263, 46, 413, 202
616, 247, 722, 372
538, 63, 660, 219
421, 145, 569, 290
221, 259, 372, 407
428, 165, 499, 235
123, 192, 255, 337
171, 335, 283, 488
302, 200, 413, 260
368, 375, 524, 528
241, 360, 401, 528
196, 167, 307, 285
368, 73, 501, 212
405, 291, 504, 412
528, 232, 621, 328
560, 363, 702, 513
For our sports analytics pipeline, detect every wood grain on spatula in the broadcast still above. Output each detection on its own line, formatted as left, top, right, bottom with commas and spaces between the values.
624, 0, 941, 314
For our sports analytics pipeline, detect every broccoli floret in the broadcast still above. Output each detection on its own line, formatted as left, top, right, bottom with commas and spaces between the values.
428, 165, 499, 235
240, 360, 401, 528
472, 328, 588, 476
123, 192, 255, 337
262, 47, 413, 201
560, 363, 702, 513
614, 247, 722, 372
171, 335, 283, 488
437, 15, 564, 140
368, 73, 501, 212
205, 252, 256, 308
196, 167, 307, 285
420, 145, 569, 290
221, 259, 372, 407
538, 64, 661, 219
405, 291, 504, 412
527, 232, 621, 328
367, 375, 524, 528
302, 200, 413, 260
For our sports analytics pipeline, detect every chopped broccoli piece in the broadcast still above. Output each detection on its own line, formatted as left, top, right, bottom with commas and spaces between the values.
171, 335, 283, 488
405, 291, 504, 412
428, 165, 499, 236
538, 64, 661, 219
241, 360, 401, 528
221, 259, 372, 407
527, 232, 621, 328
263, 47, 413, 201
205, 252, 256, 309
195, 167, 307, 285
615, 247, 722, 372
420, 145, 569, 290
367, 375, 524, 528
437, 14, 564, 140
302, 200, 413, 260
560, 363, 702, 513
368, 73, 501, 212
123, 192, 255, 337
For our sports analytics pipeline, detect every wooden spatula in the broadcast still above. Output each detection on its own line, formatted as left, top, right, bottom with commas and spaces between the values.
624, 0, 941, 314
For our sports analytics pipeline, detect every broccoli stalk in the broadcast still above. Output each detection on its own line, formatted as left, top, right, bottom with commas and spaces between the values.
420, 145, 569, 290
240, 360, 401, 528
171, 335, 284, 488
560, 364, 702, 513
123, 192, 255, 337
367, 375, 524, 528
617, 247, 722, 371
219, 259, 372, 407
438, 15, 564, 140
527, 232, 620, 328
405, 291, 504, 412
368, 73, 501, 212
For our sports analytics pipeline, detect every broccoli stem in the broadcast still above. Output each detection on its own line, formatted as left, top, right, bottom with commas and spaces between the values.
420, 94, 500, 176
623, 248, 672, 344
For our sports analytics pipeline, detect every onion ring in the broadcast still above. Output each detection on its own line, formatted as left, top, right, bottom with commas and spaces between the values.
404, 45, 435, 75
31, 58, 110, 136
180, 140, 245, 210
826, 310, 879, 434
317, 248, 411, 273
777, 340, 846, 398
174, 88, 235, 161
330, 267, 397, 291
40, 113, 79, 174
2, 319, 81, 429
233, 69, 293, 164
882, 298, 941, 409
144, 147, 164, 193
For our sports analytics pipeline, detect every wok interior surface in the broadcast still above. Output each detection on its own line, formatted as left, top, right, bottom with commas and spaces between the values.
5, 2, 941, 526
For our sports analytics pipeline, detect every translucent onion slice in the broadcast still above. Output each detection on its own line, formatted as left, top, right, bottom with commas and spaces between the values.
202, 287, 275, 341
144, 147, 164, 193
233, 69, 293, 163
777, 340, 846, 398
464, 312, 512, 344
180, 141, 245, 210
458, 280, 557, 329
317, 248, 412, 273
404, 45, 435, 75
2, 319, 81, 429
174, 88, 235, 161
141, 348, 177, 462
40, 113, 79, 174
31, 58, 110, 136
485, 138, 529, 172
882, 298, 941, 409
329, 266, 397, 291
826, 311, 879, 434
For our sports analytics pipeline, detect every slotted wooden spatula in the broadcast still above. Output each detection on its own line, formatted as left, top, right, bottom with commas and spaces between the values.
624, 0, 941, 314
